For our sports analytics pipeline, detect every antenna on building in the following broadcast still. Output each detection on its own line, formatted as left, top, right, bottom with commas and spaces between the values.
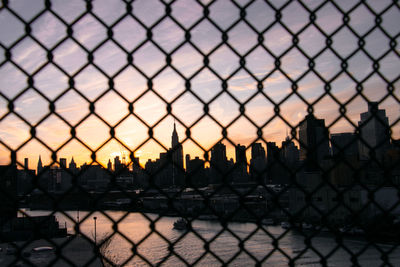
118, 143, 127, 166
286, 127, 290, 141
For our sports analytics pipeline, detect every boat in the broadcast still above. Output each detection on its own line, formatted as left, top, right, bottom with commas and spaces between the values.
31, 246, 54, 255
173, 218, 188, 230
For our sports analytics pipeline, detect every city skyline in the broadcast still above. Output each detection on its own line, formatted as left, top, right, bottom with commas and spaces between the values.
1, 0, 399, 169
14, 100, 395, 171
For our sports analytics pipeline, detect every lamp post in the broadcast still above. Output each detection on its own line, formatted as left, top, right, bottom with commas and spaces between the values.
76, 208, 80, 236
93, 216, 97, 244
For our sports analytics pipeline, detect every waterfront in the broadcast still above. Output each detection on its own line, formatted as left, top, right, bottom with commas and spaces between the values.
19, 210, 400, 266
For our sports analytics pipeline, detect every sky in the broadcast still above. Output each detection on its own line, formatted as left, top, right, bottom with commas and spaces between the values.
0, 0, 399, 169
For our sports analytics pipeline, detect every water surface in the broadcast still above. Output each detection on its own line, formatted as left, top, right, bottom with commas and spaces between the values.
21, 210, 400, 266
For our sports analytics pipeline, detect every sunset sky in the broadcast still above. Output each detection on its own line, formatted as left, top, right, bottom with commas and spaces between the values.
0, 0, 399, 169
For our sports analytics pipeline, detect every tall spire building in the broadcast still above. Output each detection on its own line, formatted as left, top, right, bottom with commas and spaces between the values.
69, 157, 77, 169
167, 122, 184, 187
171, 122, 184, 171
37, 155, 43, 174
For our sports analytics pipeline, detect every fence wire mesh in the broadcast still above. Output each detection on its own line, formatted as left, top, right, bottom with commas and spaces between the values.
0, 0, 400, 266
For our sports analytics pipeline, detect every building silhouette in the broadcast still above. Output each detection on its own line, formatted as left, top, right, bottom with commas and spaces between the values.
233, 144, 248, 183
0, 165, 17, 220
69, 157, 77, 170
331, 133, 358, 157
235, 144, 247, 172
281, 136, 299, 165
250, 142, 266, 182
60, 158, 67, 169
186, 156, 206, 187
107, 159, 112, 171
299, 114, 330, 171
358, 102, 390, 161
170, 122, 184, 187
24, 158, 29, 170
210, 142, 229, 184
267, 142, 279, 163
13, 104, 395, 195
171, 122, 184, 171
37, 155, 43, 175
114, 156, 122, 173
251, 142, 265, 160
266, 142, 281, 184
18, 159, 35, 195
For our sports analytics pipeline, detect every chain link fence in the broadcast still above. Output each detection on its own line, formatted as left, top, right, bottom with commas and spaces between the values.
1, 0, 399, 266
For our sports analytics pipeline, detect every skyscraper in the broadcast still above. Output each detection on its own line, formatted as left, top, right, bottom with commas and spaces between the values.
171, 122, 184, 170
186, 156, 206, 187
168, 122, 184, 187
266, 142, 281, 184
24, 158, 29, 170
235, 144, 247, 173
60, 158, 67, 169
250, 143, 266, 182
69, 157, 77, 170
251, 142, 265, 160
278, 137, 300, 185
210, 142, 228, 184
331, 133, 358, 157
299, 114, 330, 171
185, 154, 190, 170
37, 155, 43, 174
266, 142, 279, 163
281, 136, 300, 165
114, 156, 122, 173
107, 159, 112, 171
358, 102, 390, 161
211, 142, 227, 166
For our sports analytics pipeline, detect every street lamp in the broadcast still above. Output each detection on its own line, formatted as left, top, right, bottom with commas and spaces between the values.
93, 216, 97, 244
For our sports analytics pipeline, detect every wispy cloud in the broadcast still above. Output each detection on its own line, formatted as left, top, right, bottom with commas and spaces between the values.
0, 114, 31, 149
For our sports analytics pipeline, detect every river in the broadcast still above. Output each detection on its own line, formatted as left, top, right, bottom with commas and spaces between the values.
20, 210, 400, 266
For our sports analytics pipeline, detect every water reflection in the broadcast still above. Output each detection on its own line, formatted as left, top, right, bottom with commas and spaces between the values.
20, 210, 400, 266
